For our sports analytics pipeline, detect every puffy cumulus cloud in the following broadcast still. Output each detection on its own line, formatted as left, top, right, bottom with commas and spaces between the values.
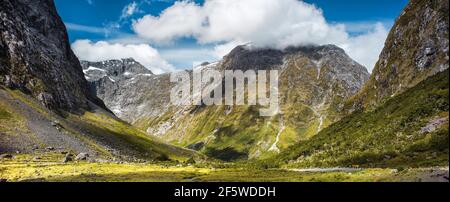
132, 1, 205, 44
133, 0, 348, 47
132, 0, 389, 71
71, 40, 175, 74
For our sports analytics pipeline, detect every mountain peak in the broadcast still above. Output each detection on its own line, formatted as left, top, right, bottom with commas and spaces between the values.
81, 58, 153, 82
223, 44, 366, 73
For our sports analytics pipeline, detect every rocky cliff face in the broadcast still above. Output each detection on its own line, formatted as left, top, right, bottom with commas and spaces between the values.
80, 58, 172, 123
348, 0, 449, 112
85, 44, 369, 160
0, 0, 105, 113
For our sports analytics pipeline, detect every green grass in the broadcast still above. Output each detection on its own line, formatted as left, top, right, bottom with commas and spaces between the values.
0, 97, 29, 137
269, 70, 449, 168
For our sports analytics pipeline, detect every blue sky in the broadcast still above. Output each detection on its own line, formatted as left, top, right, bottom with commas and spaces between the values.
55, 0, 409, 73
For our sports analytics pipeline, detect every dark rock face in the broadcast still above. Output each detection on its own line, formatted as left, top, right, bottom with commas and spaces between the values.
222, 45, 285, 71
348, 0, 449, 112
0, 0, 105, 113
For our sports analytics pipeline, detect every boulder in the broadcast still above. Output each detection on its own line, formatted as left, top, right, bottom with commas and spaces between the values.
62, 155, 72, 163
0, 154, 13, 159
75, 153, 89, 161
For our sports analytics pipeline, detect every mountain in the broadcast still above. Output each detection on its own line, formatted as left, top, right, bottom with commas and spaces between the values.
81, 58, 175, 124
84, 44, 369, 161
81, 58, 155, 120
0, 0, 105, 113
0, 0, 197, 162
347, 0, 449, 112
272, 0, 449, 168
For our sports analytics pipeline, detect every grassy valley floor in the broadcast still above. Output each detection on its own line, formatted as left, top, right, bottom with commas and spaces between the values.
0, 153, 448, 182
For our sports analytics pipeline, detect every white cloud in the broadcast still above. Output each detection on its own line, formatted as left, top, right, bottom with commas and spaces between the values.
71, 40, 175, 74
65, 23, 105, 34
132, 1, 205, 44
340, 23, 388, 72
212, 40, 248, 58
86, 0, 94, 5
121, 2, 140, 20
131, 0, 389, 72
159, 47, 219, 68
132, 0, 348, 47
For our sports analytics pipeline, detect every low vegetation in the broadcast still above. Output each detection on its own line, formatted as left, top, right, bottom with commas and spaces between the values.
268, 70, 449, 168
0, 153, 447, 182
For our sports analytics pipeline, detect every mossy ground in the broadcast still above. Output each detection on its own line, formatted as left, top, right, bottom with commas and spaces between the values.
0, 153, 447, 182
0, 98, 27, 134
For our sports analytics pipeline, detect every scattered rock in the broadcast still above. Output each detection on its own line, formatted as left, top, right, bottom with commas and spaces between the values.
45, 147, 55, 151
0, 154, 13, 159
33, 156, 42, 161
51, 120, 60, 127
187, 142, 205, 151
75, 153, 89, 161
62, 155, 72, 163
51, 120, 64, 131
420, 117, 448, 134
